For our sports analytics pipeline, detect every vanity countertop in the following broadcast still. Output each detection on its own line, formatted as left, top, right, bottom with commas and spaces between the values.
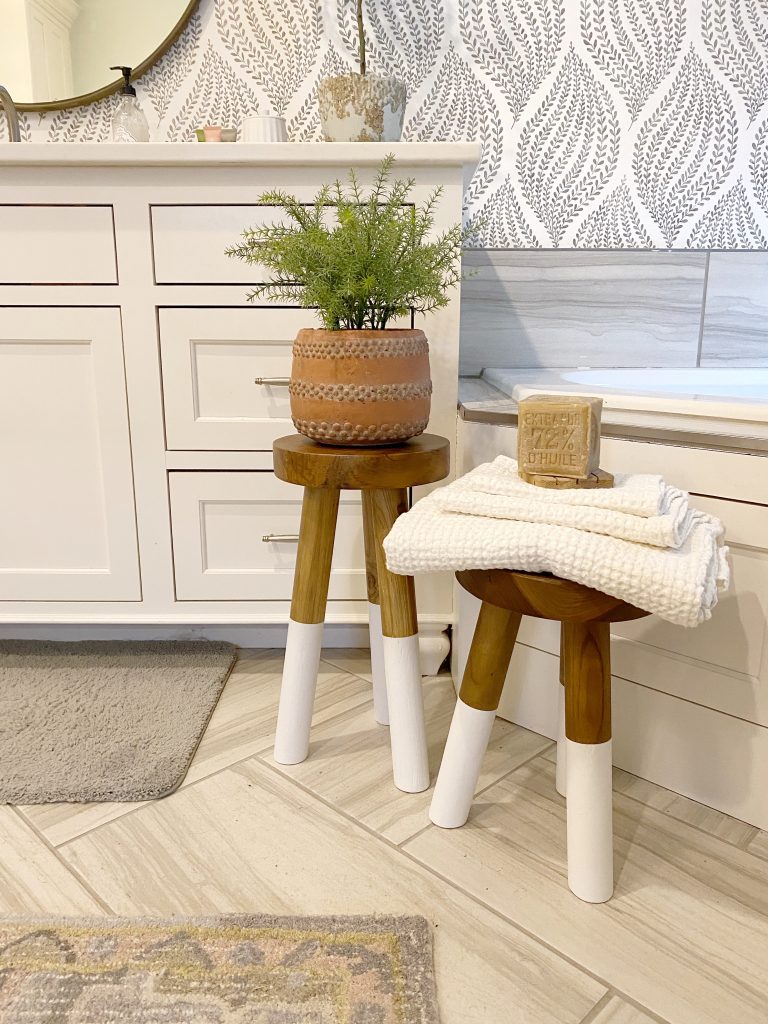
0, 141, 481, 168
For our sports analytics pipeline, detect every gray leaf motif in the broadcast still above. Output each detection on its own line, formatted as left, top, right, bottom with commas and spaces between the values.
703, 0, 768, 125
516, 47, 620, 247
687, 178, 768, 247
47, 95, 119, 143
288, 46, 351, 142
634, 46, 738, 246
166, 44, 262, 142
144, 9, 204, 122
404, 45, 503, 208
459, 0, 565, 123
581, 0, 685, 123
216, 0, 323, 116
750, 115, 768, 216
337, 0, 444, 93
573, 179, 654, 247
464, 176, 540, 248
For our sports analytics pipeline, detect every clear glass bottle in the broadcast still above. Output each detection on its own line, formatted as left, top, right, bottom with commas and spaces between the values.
110, 66, 150, 143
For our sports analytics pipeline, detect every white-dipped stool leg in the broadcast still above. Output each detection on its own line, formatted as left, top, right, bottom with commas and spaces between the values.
274, 619, 324, 765
555, 683, 567, 798
382, 633, 429, 793
367, 601, 389, 726
430, 699, 496, 828
566, 738, 614, 903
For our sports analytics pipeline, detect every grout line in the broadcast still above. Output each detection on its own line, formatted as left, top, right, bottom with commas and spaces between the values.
696, 251, 711, 367
11, 806, 117, 916
577, 989, 673, 1024
54, 679, 374, 850
576, 991, 616, 1023
247, 753, 671, 1013
732, 825, 760, 851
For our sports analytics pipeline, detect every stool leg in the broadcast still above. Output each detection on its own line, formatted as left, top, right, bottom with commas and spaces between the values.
362, 496, 389, 726
274, 486, 339, 765
365, 488, 428, 793
556, 627, 567, 798
430, 602, 522, 828
563, 620, 613, 903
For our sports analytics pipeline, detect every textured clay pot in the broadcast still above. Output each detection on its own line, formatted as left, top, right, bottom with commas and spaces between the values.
289, 328, 431, 446
317, 73, 406, 142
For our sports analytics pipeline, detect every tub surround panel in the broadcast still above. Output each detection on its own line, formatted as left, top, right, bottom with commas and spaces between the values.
3, 0, 767, 250
459, 251, 707, 376
460, 250, 768, 372
700, 253, 768, 366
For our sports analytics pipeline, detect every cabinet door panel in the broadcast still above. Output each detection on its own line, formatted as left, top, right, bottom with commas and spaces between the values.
0, 308, 140, 600
169, 472, 366, 601
160, 307, 306, 451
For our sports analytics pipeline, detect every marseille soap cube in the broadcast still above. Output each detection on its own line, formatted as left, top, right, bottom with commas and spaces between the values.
518, 394, 603, 480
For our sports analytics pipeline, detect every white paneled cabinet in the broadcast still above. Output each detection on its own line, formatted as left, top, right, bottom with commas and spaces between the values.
160, 307, 302, 450
169, 472, 366, 601
0, 307, 140, 600
0, 143, 477, 627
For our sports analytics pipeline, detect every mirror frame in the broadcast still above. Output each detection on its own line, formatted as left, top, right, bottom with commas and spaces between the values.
16, 0, 200, 112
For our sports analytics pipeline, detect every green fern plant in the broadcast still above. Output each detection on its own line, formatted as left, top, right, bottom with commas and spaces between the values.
226, 154, 471, 331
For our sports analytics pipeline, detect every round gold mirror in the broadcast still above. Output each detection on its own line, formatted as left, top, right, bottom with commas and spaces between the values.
0, 0, 199, 111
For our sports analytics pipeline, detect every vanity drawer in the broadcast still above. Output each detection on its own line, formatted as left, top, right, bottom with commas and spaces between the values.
151, 204, 288, 284
0, 205, 117, 284
169, 472, 366, 601
160, 306, 306, 450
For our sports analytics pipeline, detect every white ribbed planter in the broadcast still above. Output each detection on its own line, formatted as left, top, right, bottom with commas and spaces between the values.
317, 73, 406, 142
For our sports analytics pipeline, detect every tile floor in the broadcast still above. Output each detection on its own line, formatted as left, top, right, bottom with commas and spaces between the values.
3, 648, 768, 1024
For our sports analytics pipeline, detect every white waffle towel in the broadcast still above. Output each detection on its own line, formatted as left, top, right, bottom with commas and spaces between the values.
443, 463, 695, 548
464, 456, 668, 516
383, 486, 730, 628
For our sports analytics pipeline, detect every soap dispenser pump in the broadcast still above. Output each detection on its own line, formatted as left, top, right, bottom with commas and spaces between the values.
110, 66, 150, 143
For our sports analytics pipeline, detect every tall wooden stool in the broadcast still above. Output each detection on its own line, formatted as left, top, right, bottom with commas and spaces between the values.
430, 569, 649, 902
272, 434, 450, 793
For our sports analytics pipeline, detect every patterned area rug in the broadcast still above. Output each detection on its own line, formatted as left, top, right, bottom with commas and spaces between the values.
0, 915, 438, 1023
0, 640, 237, 804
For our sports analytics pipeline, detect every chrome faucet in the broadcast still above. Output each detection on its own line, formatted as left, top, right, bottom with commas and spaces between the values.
0, 85, 21, 142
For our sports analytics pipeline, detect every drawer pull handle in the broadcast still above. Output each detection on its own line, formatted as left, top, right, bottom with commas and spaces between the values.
262, 533, 300, 543
255, 376, 291, 386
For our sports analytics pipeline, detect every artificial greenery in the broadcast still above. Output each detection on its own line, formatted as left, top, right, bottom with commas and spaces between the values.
227, 155, 470, 331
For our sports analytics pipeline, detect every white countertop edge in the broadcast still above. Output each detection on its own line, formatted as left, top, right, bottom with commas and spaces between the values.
0, 141, 482, 168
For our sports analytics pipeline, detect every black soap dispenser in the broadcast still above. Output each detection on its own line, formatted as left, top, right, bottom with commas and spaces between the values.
110, 66, 150, 143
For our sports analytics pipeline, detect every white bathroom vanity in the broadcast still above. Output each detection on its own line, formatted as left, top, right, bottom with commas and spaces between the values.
0, 141, 479, 661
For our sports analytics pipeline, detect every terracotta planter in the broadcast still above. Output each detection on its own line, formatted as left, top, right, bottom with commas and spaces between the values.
317, 73, 406, 142
289, 328, 431, 446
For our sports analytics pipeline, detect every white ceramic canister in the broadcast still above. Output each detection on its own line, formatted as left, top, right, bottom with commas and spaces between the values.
241, 115, 288, 143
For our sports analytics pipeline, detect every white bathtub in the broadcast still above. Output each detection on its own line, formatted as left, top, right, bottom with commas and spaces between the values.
483, 367, 768, 435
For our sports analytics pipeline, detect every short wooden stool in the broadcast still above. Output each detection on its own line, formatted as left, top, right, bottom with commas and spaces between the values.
272, 434, 450, 793
430, 569, 649, 902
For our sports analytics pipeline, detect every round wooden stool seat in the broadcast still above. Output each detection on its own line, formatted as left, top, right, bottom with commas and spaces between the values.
273, 434, 450, 491
456, 569, 648, 623
432, 568, 651, 904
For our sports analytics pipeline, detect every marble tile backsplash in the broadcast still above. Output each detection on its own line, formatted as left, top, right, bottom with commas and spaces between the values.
700, 254, 768, 366
460, 250, 767, 375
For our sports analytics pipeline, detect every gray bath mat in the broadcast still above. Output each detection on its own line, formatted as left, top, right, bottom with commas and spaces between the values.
0, 915, 439, 1023
0, 640, 237, 804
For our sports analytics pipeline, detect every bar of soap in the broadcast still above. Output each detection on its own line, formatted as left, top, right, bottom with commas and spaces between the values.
518, 394, 603, 480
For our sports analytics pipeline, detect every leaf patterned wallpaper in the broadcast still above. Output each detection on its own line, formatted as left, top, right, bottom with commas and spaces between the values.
7, 0, 768, 249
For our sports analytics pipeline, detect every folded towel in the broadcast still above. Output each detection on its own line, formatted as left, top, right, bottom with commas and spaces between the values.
383, 489, 729, 627
467, 456, 668, 517
440, 485, 696, 548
